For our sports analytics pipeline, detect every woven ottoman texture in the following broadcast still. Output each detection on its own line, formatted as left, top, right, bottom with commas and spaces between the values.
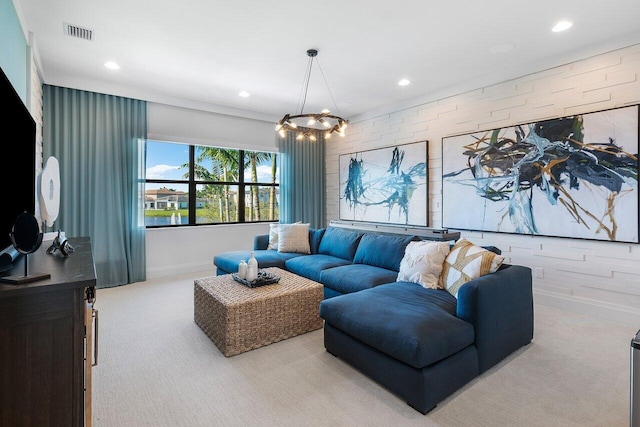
194, 267, 323, 356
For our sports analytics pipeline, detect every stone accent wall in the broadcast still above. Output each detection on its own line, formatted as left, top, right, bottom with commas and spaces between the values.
30, 55, 44, 225
326, 44, 640, 324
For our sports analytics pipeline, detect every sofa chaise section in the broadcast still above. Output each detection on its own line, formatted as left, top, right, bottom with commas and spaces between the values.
213, 227, 324, 275
319, 264, 533, 414
214, 249, 302, 275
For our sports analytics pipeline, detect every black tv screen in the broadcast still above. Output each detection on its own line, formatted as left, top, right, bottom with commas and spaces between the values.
0, 66, 36, 252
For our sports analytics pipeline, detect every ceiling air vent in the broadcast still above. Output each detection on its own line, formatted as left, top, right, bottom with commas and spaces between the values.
63, 23, 93, 41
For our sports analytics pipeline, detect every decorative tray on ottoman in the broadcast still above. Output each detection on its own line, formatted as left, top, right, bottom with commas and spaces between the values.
232, 269, 280, 288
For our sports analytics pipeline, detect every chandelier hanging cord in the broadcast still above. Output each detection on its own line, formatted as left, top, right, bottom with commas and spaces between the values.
297, 51, 315, 115
315, 58, 341, 117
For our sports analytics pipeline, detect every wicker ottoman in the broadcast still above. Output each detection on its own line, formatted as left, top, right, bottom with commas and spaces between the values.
194, 267, 324, 357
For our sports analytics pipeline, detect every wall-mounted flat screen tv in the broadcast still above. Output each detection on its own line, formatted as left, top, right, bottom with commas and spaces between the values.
0, 66, 36, 252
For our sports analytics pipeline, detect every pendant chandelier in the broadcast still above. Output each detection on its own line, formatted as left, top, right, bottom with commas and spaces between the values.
275, 49, 348, 141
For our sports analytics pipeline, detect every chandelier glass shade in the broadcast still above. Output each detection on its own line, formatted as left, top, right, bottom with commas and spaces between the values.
276, 49, 348, 140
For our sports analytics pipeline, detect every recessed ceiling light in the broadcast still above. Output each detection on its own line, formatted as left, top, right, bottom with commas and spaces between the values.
104, 61, 120, 70
398, 79, 410, 86
238, 91, 250, 98
552, 20, 573, 32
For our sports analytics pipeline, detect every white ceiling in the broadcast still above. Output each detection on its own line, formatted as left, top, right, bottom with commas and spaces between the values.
16, 0, 640, 123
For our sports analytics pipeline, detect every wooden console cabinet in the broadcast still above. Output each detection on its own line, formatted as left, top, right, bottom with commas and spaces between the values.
0, 237, 97, 427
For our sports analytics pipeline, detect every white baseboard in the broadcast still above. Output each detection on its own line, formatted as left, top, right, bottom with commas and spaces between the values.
534, 289, 640, 327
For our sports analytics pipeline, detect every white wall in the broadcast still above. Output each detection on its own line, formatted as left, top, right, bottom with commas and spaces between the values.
145, 102, 277, 279
145, 222, 271, 278
147, 103, 277, 152
326, 44, 640, 325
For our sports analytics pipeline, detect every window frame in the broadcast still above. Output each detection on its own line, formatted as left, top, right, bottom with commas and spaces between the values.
145, 143, 279, 228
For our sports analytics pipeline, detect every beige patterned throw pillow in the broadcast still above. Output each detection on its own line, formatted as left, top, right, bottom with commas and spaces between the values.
278, 223, 310, 254
439, 238, 505, 297
397, 241, 451, 289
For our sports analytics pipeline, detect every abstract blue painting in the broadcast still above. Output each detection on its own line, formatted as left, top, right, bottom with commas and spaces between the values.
442, 105, 639, 243
339, 141, 428, 226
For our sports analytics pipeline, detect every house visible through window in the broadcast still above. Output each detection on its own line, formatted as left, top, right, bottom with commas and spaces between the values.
145, 140, 279, 227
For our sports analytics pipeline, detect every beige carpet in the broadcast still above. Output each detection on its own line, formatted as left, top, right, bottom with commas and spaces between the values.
92, 270, 637, 427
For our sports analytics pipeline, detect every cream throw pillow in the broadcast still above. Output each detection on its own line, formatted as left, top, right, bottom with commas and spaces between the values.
277, 223, 310, 254
268, 221, 300, 250
440, 237, 505, 297
396, 241, 451, 289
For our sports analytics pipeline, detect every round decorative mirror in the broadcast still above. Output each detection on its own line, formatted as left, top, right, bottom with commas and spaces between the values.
10, 212, 43, 255
1, 212, 49, 284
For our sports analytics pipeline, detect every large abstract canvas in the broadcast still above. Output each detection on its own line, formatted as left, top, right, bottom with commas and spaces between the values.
442, 105, 639, 243
339, 141, 428, 226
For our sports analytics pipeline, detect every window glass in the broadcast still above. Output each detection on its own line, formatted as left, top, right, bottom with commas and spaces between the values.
194, 146, 239, 183
244, 185, 279, 221
144, 183, 189, 226
243, 151, 280, 184
196, 184, 239, 224
146, 140, 190, 180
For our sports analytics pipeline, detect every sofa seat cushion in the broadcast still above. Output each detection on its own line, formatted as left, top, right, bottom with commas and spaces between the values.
214, 250, 304, 274
320, 264, 398, 294
285, 254, 352, 282
319, 282, 474, 369
352, 233, 416, 272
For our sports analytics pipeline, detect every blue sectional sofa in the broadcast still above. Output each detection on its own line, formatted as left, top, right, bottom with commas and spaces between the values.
213, 225, 534, 414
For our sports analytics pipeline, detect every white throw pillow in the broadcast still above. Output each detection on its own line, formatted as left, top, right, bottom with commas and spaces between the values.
268, 221, 300, 250
396, 241, 451, 289
439, 237, 505, 298
277, 223, 310, 254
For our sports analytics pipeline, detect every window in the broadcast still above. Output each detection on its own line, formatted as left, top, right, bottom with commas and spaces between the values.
145, 140, 279, 227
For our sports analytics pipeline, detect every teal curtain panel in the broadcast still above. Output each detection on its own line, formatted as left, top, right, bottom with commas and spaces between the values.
43, 85, 147, 288
278, 131, 326, 229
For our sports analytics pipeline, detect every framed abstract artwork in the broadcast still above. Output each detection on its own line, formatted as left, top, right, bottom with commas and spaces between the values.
339, 141, 428, 226
442, 105, 639, 243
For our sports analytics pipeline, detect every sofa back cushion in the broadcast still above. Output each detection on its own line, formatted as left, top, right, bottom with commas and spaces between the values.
353, 233, 416, 272
318, 227, 363, 261
309, 228, 326, 254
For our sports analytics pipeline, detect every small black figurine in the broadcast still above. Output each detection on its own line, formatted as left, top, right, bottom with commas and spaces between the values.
47, 230, 75, 257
